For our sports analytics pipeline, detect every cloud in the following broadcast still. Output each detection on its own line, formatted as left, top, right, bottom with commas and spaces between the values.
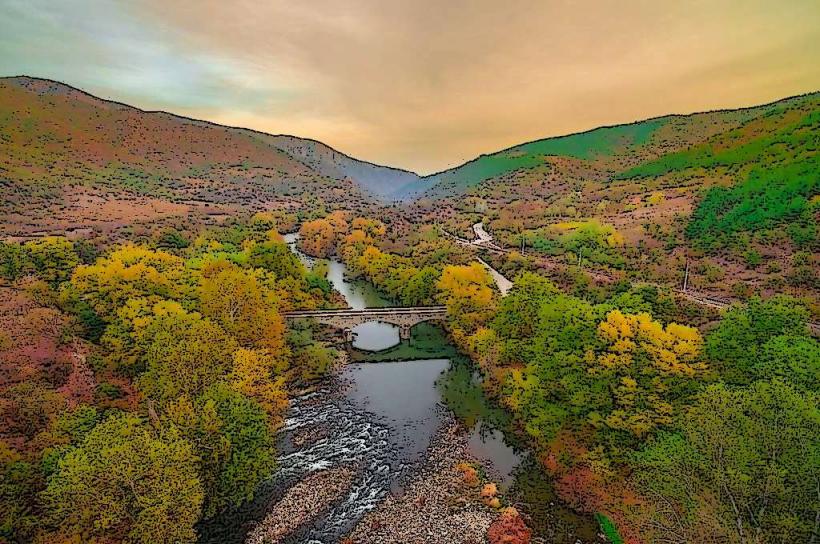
2, 0, 819, 173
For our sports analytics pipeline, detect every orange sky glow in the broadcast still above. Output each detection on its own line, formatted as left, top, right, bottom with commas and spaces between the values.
2, 0, 819, 173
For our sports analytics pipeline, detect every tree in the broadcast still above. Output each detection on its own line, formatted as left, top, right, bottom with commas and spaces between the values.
0, 441, 43, 542
1, 382, 66, 439
298, 219, 338, 258
0, 241, 29, 281
247, 240, 305, 281
230, 349, 289, 427
558, 221, 623, 267
44, 413, 203, 544
706, 296, 809, 384
165, 385, 275, 517
587, 310, 705, 438
437, 263, 496, 335
199, 263, 286, 350
491, 272, 558, 340
632, 380, 819, 543
489, 294, 605, 444
755, 334, 819, 391
290, 340, 336, 382
24, 237, 79, 286
66, 245, 188, 320
487, 508, 532, 544
401, 266, 440, 305
138, 309, 237, 405
155, 229, 190, 250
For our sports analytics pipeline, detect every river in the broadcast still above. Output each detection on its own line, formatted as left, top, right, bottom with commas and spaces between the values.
199, 234, 598, 544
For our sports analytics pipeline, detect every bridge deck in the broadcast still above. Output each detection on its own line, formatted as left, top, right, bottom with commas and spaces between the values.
284, 305, 447, 318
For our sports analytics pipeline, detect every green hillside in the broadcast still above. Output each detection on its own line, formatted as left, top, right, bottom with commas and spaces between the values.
410, 91, 819, 307
418, 92, 819, 199
423, 118, 668, 194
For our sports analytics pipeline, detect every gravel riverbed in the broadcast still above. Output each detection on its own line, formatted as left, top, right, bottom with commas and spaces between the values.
345, 421, 500, 544
246, 465, 357, 544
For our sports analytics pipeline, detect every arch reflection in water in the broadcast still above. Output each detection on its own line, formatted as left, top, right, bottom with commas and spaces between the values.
350, 321, 400, 351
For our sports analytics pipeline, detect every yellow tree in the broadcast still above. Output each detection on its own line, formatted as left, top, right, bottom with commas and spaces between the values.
437, 263, 496, 337
199, 262, 287, 352
230, 348, 289, 428
586, 310, 705, 438
137, 308, 237, 405
24, 236, 79, 285
298, 219, 336, 257
66, 245, 188, 319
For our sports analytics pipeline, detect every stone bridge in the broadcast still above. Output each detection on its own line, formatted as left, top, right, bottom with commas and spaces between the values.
284, 306, 448, 341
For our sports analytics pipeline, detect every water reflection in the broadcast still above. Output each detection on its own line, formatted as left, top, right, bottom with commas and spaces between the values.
436, 360, 525, 486
350, 322, 400, 352
342, 359, 450, 462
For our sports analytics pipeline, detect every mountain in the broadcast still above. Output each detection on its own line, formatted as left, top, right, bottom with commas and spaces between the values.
400, 91, 819, 201
407, 91, 818, 306
0, 76, 422, 237
263, 135, 422, 200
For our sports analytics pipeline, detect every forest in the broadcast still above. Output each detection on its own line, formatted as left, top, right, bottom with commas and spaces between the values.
0, 199, 818, 544
0, 216, 338, 543
291, 210, 820, 544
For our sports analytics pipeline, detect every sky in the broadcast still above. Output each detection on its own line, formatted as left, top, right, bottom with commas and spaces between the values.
1, 0, 819, 174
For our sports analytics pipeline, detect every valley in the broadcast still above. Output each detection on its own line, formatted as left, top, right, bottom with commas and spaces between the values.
0, 77, 817, 544
198, 238, 597, 543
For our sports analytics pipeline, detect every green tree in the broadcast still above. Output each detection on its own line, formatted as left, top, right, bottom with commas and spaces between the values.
491, 272, 558, 340
0, 443, 43, 542
0, 241, 30, 281
155, 229, 190, 250
755, 334, 819, 391
166, 385, 275, 517
44, 413, 203, 544
24, 237, 79, 286
247, 240, 305, 280
291, 342, 335, 382
560, 221, 624, 267
706, 296, 809, 384
401, 266, 440, 306
632, 380, 819, 543
138, 309, 237, 405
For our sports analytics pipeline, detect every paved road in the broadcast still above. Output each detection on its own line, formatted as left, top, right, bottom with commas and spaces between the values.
472, 222, 493, 244
439, 224, 513, 295
477, 257, 513, 296
441, 223, 820, 334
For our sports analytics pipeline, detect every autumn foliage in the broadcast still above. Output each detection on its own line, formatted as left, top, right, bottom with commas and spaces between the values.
487, 508, 532, 544
0, 224, 338, 542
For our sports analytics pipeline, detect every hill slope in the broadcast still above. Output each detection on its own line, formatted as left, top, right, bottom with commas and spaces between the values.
405, 92, 819, 200
264, 134, 422, 200
0, 76, 422, 237
407, 92, 818, 308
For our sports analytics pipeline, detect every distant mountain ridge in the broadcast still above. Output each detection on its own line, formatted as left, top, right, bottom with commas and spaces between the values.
263, 134, 422, 200
0, 76, 424, 206
1, 75, 817, 234
401, 90, 820, 200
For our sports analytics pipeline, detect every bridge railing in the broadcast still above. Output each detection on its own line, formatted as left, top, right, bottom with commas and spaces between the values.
284, 305, 447, 317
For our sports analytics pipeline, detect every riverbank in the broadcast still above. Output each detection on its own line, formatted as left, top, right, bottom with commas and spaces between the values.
345, 415, 500, 544
264, 230, 597, 543
246, 465, 357, 544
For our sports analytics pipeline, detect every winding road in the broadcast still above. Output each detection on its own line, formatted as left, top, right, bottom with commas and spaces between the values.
443, 222, 820, 334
